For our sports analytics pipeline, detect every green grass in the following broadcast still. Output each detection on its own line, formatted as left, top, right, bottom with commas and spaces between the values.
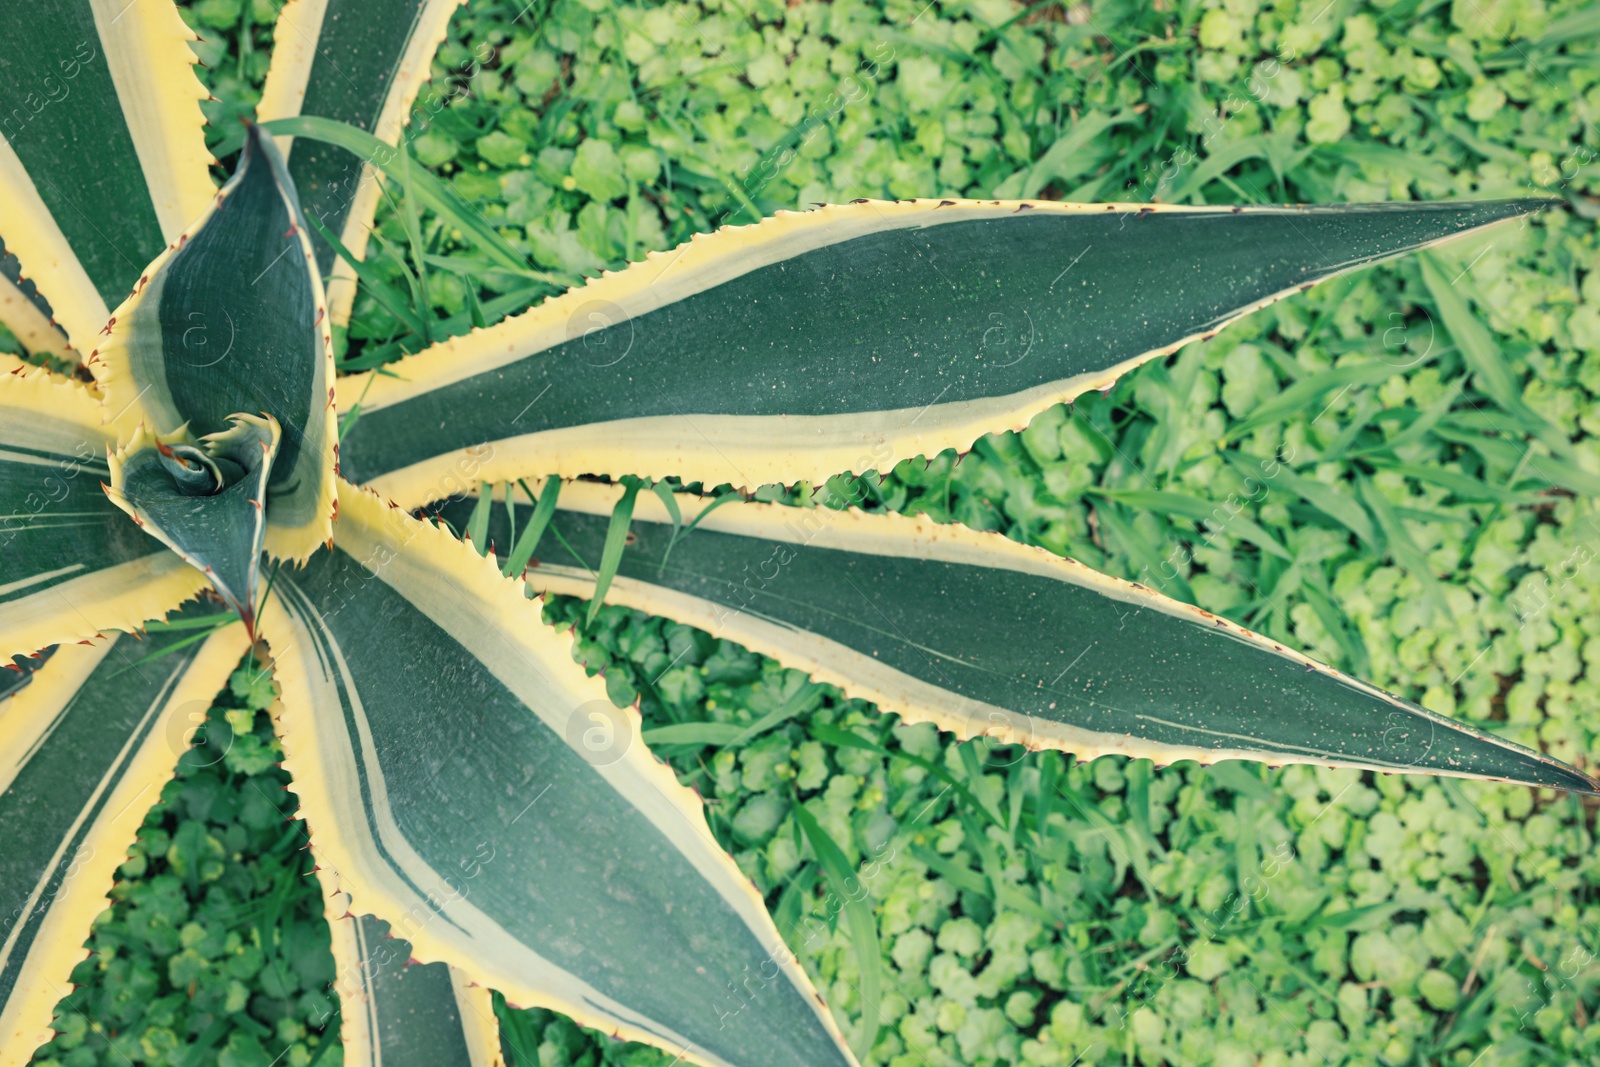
24, 0, 1600, 1064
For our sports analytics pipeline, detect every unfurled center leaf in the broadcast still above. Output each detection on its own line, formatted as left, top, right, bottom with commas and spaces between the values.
91, 123, 338, 562
106, 414, 281, 631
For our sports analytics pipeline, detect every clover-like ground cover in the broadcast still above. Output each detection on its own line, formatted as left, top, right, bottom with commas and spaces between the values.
16, 0, 1600, 1064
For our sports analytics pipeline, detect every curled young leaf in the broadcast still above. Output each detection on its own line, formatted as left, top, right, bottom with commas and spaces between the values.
105, 414, 281, 631
92, 124, 337, 562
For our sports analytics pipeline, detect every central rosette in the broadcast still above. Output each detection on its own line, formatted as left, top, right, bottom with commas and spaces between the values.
106, 413, 281, 630
88, 124, 338, 633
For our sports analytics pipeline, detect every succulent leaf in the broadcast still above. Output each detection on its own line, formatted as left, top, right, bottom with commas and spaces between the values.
260, 481, 858, 1067
311, 866, 503, 1066
106, 415, 281, 631
0, 0, 212, 350
335, 198, 1549, 507
0, 266, 71, 361
92, 123, 338, 562
445, 483, 1600, 795
0, 358, 206, 661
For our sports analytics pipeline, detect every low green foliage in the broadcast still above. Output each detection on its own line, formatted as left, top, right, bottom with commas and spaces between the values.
26, 0, 1599, 1063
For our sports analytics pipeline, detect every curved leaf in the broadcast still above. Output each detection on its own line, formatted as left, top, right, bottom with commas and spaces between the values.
446, 482, 1597, 794
91, 124, 337, 562
0, 611, 249, 1065
0, 358, 205, 661
106, 416, 281, 632
312, 866, 504, 1067
334, 198, 1548, 506
258, 0, 466, 324
259, 481, 857, 1067
0, 0, 213, 350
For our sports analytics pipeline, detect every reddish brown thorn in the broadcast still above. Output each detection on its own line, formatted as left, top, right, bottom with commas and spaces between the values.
248, 498, 262, 510
284, 225, 298, 239
99, 318, 116, 336
2, 664, 20, 673
1017, 203, 1034, 212
314, 307, 325, 326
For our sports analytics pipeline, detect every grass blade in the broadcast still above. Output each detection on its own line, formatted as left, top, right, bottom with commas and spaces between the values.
261, 116, 532, 273
1419, 254, 1574, 462
503, 477, 562, 578
1226, 452, 1381, 551
303, 213, 428, 338
791, 803, 881, 1059
587, 478, 641, 625
465, 275, 488, 330
1090, 487, 1292, 561
651, 482, 683, 540
394, 146, 433, 345
809, 723, 1003, 831
467, 482, 493, 555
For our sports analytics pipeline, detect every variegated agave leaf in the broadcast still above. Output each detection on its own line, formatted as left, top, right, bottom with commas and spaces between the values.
0, 2, 1591, 1065
262, 483, 857, 1067
0, 0, 212, 355
0, 358, 208, 661
446, 483, 1597, 795
91, 122, 338, 564
335, 197, 1545, 506
105, 414, 280, 629
310, 865, 505, 1066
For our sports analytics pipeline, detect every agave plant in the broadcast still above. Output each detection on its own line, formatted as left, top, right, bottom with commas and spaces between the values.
0, 3, 1592, 1066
